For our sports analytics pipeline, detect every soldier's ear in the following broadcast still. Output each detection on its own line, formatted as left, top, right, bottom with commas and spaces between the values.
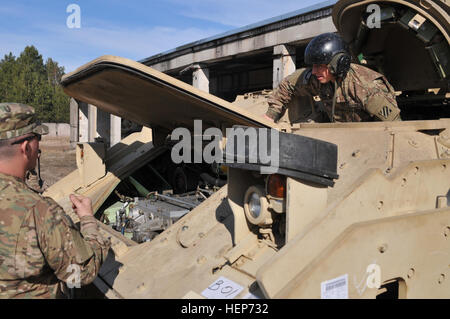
19, 140, 31, 158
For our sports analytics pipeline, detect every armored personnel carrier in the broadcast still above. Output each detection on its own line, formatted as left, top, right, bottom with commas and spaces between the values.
45, 0, 449, 298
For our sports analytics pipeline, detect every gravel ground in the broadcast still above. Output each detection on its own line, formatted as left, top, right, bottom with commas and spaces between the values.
26, 136, 77, 192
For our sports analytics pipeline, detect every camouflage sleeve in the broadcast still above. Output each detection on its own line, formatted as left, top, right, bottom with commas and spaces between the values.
266, 68, 313, 122
360, 78, 402, 121
33, 198, 111, 286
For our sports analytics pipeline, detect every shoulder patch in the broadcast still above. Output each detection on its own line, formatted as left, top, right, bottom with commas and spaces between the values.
379, 106, 393, 119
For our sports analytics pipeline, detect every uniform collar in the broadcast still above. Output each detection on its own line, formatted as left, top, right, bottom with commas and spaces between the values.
0, 171, 25, 185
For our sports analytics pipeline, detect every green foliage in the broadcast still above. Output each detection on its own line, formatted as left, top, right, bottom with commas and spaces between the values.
0, 46, 70, 123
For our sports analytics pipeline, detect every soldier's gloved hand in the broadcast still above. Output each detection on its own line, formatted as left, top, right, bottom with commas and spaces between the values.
70, 194, 94, 218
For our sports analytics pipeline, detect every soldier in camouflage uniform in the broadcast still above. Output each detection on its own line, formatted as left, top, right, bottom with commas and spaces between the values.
265, 33, 401, 123
0, 103, 111, 298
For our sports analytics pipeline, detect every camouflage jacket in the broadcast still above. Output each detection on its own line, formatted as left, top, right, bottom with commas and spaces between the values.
0, 173, 111, 299
266, 63, 401, 123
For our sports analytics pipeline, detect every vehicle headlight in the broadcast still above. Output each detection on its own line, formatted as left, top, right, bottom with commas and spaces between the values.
244, 185, 271, 226
248, 192, 262, 219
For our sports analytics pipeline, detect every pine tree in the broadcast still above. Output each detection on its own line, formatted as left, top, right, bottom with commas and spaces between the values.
0, 53, 18, 102
0, 46, 70, 123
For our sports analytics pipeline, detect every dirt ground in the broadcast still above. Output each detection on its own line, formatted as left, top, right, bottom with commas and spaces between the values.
26, 136, 77, 191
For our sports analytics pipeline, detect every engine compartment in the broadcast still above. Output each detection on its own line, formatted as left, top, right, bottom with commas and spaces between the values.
95, 143, 227, 243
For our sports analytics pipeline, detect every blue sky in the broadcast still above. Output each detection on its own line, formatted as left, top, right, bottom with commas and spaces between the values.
0, 0, 327, 73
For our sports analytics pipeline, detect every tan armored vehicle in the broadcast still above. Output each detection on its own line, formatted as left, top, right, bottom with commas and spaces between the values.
45, 0, 449, 298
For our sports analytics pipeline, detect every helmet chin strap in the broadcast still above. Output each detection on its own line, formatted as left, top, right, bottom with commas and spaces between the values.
27, 150, 44, 191
37, 149, 43, 189
330, 81, 337, 123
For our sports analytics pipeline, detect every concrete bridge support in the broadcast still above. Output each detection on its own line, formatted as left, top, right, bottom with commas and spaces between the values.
69, 98, 122, 149
273, 44, 296, 89
192, 64, 210, 93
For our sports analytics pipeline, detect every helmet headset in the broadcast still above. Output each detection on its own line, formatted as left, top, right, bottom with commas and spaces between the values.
304, 33, 351, 78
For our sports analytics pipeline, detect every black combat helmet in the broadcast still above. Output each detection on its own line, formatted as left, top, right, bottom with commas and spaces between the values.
304, 32, 351, 77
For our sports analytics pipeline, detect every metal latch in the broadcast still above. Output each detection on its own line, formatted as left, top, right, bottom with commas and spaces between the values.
408, 14, 426, 31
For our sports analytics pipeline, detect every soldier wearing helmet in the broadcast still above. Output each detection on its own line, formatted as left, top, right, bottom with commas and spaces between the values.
265, 33, 401, 123
0, 103, 111, 298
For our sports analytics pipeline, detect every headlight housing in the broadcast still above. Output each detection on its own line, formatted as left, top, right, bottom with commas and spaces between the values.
243, 185, 272, 226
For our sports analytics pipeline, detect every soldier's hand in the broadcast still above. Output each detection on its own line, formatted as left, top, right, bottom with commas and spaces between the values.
263, 114, 275, 122
70, 194, 93, 218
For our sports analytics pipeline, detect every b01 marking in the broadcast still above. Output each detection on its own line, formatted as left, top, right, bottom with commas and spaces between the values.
201, 276, 244, 299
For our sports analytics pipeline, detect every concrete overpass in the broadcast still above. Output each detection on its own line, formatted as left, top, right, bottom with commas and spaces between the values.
70, 0, 337, 147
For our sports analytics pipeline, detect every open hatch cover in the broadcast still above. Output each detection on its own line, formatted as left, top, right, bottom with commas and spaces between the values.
61, 56, 276, 133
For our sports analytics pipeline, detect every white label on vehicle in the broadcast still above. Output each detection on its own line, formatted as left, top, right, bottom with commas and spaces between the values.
201, 276, 244, 299
321, 274, 348, 299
